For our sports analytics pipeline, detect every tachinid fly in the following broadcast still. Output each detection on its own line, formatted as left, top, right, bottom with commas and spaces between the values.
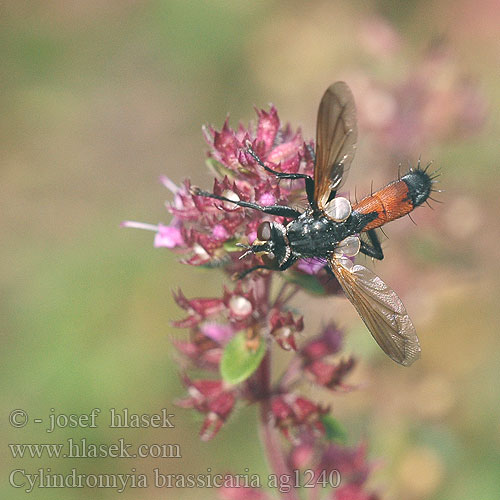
193, 82, 438, 366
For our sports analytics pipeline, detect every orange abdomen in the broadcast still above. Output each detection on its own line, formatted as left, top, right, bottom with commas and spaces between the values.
353, 180, 414, 231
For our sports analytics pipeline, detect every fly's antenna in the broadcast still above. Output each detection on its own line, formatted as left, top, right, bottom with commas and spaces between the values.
236, 243, 253, 260
239, 250, 253, 260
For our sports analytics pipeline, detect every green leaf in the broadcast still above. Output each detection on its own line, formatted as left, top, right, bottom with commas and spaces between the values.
283, 271, 325, 295
321, 415, 348, 444
205, 158, 234, 178
223, 238, 241, 252
221, 331, 267, 385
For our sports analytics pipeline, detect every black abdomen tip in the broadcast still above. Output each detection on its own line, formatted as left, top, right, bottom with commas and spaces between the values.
402, 169, 432, 207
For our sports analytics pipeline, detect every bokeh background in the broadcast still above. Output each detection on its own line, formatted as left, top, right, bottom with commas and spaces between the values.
2, 1, 499, 499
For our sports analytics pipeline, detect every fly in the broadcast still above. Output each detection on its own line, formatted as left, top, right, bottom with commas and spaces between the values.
192, 82, 438, 366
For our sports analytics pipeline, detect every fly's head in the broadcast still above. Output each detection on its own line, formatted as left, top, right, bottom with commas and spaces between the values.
240, 221, 291, 270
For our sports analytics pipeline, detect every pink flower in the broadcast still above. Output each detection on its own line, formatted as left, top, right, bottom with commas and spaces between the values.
358, 17, 402, 58
177, 377, 236, 441
350, 41, 487, 156
271, 394, 328, 442
219, 486, 271, 500
125, 104, 319, 279
255, 106, 280, 152
297, 258, 326, 275
300, 325, 355, 390
301, 324, 343, 361
128, 96, 381, 500
332, 484, 380, 500
200, 322, 234, 344
305, 357, 356, 390
173, 332, 222, 370
172, 290, 225, 328
154, 224, 184, 248
269, 308, 304, 351
319, 443, 372, 485
289, 440, 316, 470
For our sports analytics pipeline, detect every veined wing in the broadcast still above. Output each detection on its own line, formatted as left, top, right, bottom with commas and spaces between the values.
314, 82, 358, 209
328, 257, 421, 366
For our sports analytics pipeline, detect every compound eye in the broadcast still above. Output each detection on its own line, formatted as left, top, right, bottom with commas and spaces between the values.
261, 252, 278, 268
257, 221, 272, 241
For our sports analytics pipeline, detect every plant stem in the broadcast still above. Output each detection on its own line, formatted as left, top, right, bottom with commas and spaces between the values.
273, 281, 291, 307
258, 352, 300, 500
280, 285, 300, 307
253, 274, 300, 500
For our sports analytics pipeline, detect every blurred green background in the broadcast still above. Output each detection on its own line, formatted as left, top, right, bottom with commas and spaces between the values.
2, 1, 499, 499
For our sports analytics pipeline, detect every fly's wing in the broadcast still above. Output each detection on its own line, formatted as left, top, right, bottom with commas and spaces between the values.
314, 82, 358, 210
328, 257, 421, 366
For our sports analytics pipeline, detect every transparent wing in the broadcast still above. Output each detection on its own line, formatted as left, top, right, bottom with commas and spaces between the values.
314, 82, 358, 210
328, 257, 421, 366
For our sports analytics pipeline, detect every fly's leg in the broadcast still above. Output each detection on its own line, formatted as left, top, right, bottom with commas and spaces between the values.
234, 265, 270, 280
245, 142, 316, 209
235, 255, 297, 280
191, 187, 301, 218
359, 229, 384, 260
